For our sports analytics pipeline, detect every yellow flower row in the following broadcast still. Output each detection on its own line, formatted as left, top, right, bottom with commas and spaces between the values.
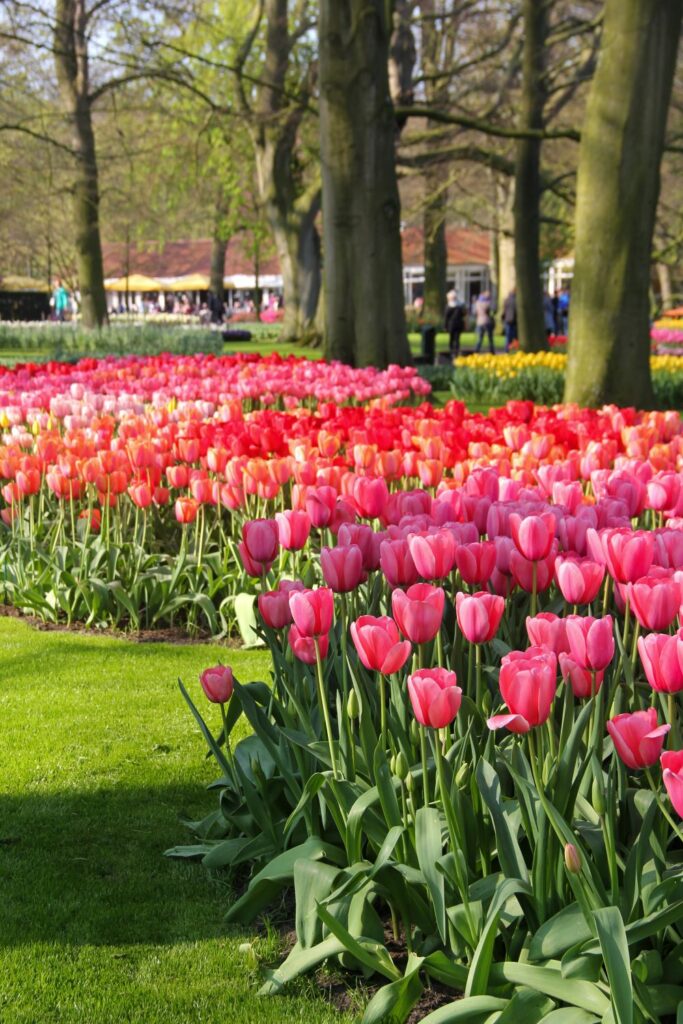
453, 351, 683, 379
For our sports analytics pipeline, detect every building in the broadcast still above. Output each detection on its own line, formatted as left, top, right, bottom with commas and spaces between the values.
400, 226, 491, 307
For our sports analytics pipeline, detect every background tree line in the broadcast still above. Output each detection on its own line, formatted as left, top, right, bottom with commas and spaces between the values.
0, 0, 681, 404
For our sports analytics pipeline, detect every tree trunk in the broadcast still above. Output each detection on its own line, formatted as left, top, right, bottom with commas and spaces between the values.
210, 236, 227, 306
565, 0, 682, 407
513, 0, 547, 352
494, 177, 515, 312
423, 164, 447, 325
54, 0, 107, 328
319, 0, 411, 368
655, 262, 673, 312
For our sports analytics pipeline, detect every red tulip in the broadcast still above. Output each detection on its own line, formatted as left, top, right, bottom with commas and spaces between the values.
276, 510, 311, 550
454, 541, 497, 586
554, 554, 605, 605
628, 575, 680, 632
242, 519, 279, 566
289, 624, 330, 664
350, 615, 411, 674
16, 468, 40, 496
408, 668, 462, 728
392, 583, 445, 644
606, 709, 670, 770
129, 481, 152, 509
558, 654, 604, 699
289, 587, 334, 637
662, 750, 683, 816
638, 631, 683, 693
510, 545, 557, 593
175, 496, 198, 524
199, 664, 234, 703
258, 589, 294, 630
190, 477, 214, 505
167, 465, 189, 488
380, 537, 419, 588
456, 591, 505, 644
565, 614, 615, 671
509, 511, 556, 561
408, 530, 457, 581
526, 612, 570, 655
487, 646, 557, 733
321, 544, 365, 593
353, 476, 389, 519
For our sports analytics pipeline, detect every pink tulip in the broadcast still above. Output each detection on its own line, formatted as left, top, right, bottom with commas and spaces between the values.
350, 615, 411, 674
554, 554, 605, 606
380, 537, 419, 588
305, 486, 337, 528
662, 750, 683, 816
258, 589, 294, 630
456, 591, 505, 644
455, 541, 497, 586
408, 530, 457, 581
565, 614, 615, 671
510, 545, 557, 593
558, 654, 604, 699
289, 624, 330, 664
647, 472, 681, 512
321, 544, 365, 593
638, 631, 683, 693
289, 587, 334, 637
589, 527, 654, 584
353, 476, 389, 519
526, 612, 570, 655
606, 709, 670, 769
337, 522, 377, 570
199, 664, 234, 703
408, 668, 462, 728
487, 647, 557, 733
276, 510, 311, 550
628, 575, 680, 632
242, 518, 279, 569
509, 511, 556, 561
392, 583, 445, 644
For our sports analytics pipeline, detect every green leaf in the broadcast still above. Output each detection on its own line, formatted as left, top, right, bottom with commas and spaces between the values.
476, 760, 529, 883
494, 989, 555, 1023
315, 901, 400, 981
415, 807, 447, 944
530, 903, 592, 961
418, 995, 508, 1024
422, 951, 468, 990
259, 934, 345, 995
489, 963, 610, 1015
284, 772, 327, 837
539, 1012, 599, 1024
466, 877, 532, 997
361, 954, 424, 1024
177, 677, 232, 777
294, 859, 340, 949
235, 591, 263, 646
592, 907, 632, 1024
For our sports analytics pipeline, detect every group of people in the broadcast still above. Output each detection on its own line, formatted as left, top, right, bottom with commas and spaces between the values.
444, 286, 571, 357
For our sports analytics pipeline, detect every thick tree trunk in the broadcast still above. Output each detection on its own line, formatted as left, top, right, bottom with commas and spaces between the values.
655, 262, 673, 312
565, 0, 682, 407
319, 0, 411, 368
262, 180, 321, 343
513, 0, 547, 352
423, 165, 447, 324
494, 178, 515, 312
54, 0, 107, 328
210, 236, 227, 306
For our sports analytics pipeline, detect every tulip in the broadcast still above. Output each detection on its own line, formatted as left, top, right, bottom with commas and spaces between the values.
509, 511, 556, 561
305, 486, 337, 528
175, 496, 198, 524
510, 545, 557, 595
350, 616, 411, 674
128, 481, 152, 509
408, 530, 457, 581
589, 527, 654, 584
487, 647, 557, 733
408, 668, 462, 728
638, 631, 683, 693
554, 554, 605, 606
289, 624, 330, 664
242, 519, 279, 567
628, 575, 680, 632
276, 510, 311, 550
606, 709, 670, 770
456, 591, 505, 644
662, 750, 683, 817
392, 583, 445, 644
380, 538, 419, 588
565, 614, 615, 671
199, 664, 234, 703
558, 654, 604, 699
352, 476, 389, 519
258, 589, 294, 630
454, 541, 497, 586
289, 587, 334, 637
526, 612, 570, 655
321, 544, 365, 593
337, 522, 377, 569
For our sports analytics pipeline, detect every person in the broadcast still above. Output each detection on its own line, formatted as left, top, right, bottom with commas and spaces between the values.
543, 291, 555, 338
502, 288, 517, 352
444, 289, 466, 357
558, 287, 570, 334
52, 279, 69, 322
474, 291, 494, 353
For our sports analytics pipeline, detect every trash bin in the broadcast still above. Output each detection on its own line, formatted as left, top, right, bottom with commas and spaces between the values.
421, 325, 436, 364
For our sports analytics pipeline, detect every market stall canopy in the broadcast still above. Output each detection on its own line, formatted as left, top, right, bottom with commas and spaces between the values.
165, 274, 210, 291
105, 274, 164, 292
0, 275, 50, 293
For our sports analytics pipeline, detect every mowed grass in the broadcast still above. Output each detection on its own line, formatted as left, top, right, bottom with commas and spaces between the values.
0, 619, 357, 1024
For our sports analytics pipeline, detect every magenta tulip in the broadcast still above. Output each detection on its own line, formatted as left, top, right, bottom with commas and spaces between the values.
289, 587, 334, 637
454, 541, 497, 586
638, 631, 683, 693
662, 750, 683, 817
526, 612, 570, 655
321, 544, 365, 593
289, 625, 330, 664
408, 530, 457, 581
380, 537, 419, 588
565, 614, 615, 671
392, 583, 445, 644
509, 511, 556, 561
408, 668, 462, 728
456, 591, 505, 644
558, 654, 604, 699
628, 576, 680, 632
350, 615, 411, 674
606, 709, 670, 770
199, 664, 234, 704
554, 554, 605, 606
487, 647, 557, 733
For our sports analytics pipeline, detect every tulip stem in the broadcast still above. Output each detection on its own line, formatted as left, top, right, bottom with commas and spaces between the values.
433, 733, 475, 942
219, 702, 239, 790
475, 644, 483, 711
314, 639, 338, 779
378, 671, 387, 753
531, 561, 538, 619
669, 693, 680, 747
420, 727, 430, 806
622, 597, 630, 651
645, 767, 683, 845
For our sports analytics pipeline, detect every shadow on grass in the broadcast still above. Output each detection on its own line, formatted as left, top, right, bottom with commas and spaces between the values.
0, 784, 239, 949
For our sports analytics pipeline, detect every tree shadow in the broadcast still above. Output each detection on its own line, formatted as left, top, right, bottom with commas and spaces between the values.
0, 784, 246, 949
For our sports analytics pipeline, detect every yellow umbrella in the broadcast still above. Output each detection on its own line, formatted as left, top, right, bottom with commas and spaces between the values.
166, 274, 210, 292
0, 275, 50, 293
105, 274, 164, 292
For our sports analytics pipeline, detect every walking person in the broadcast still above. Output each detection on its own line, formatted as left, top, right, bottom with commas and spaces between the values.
444, 289, 466, 358
502, 288, 517, 352
52, 279, 69, 322
474, 291, 494, 353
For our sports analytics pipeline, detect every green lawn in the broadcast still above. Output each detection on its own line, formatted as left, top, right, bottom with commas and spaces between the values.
0, 619, 357, 1024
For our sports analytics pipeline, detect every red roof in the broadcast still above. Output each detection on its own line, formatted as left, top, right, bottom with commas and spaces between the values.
103, 226, 490, 279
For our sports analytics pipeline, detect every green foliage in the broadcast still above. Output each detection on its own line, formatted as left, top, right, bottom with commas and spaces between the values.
0, 323, 222, 358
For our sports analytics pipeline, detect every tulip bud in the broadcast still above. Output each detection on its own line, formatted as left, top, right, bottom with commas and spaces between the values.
410, 720, 421, 745
455, 762, 470, 789
389, 754, 397, 775
564, 842, 582, 874
405, 771, 415, 793
395, 751, 409, 781
591, 776, 606, 817
346, 689, 360, 719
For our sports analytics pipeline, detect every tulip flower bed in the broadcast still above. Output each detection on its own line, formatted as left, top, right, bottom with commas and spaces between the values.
174, 405, 683, 1023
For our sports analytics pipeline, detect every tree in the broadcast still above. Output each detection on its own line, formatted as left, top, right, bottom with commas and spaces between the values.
565, 0, 683, 407
319, 0, 412, 367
